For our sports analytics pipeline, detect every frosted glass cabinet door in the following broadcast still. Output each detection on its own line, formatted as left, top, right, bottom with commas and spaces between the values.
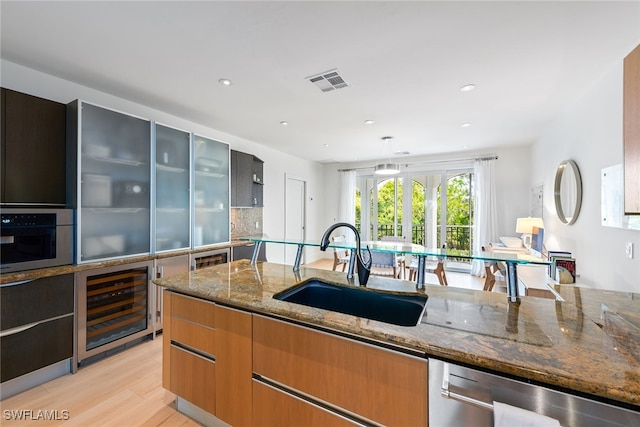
154, 124, 191, 252
72, 101, 151, 262
193, 134, 229, 247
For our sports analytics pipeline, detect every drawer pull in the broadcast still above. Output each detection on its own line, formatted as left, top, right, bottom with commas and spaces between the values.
1, 236, 15, 244
170, 342, 215, 362
0, 322, 39, 337
1, 279, 35, 288
0, 313, 72, 338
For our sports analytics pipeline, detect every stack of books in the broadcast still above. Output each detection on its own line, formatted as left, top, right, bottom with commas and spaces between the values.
548, 251, 576, 283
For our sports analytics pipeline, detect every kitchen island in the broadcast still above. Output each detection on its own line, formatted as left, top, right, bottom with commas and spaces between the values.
155, 260, 640, 426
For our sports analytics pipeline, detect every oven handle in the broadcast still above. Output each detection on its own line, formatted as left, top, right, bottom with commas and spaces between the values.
0, 279, 35, 288
1, 236, 15, 244
440, 362, 494, 411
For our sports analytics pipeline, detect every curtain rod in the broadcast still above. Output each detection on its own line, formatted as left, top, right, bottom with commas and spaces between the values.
337, 155, 498, 172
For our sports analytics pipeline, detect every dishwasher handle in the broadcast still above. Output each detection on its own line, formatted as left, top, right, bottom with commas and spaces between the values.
440, 362, 494, 411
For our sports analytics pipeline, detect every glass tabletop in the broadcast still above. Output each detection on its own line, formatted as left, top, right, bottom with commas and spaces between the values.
240, 235, 550, 266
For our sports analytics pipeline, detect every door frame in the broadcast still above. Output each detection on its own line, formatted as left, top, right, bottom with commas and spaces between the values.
284, 174, 307, 265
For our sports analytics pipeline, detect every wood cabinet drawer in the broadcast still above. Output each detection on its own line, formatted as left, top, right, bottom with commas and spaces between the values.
1, 315, 73, 382
170, 344, 215, 415
170, 292, 215, 328
1, 274, 74, 331
253, 380, 362, 427
170, 317, 215, 357
253, 315, 428, 426
167, 292, 215, 356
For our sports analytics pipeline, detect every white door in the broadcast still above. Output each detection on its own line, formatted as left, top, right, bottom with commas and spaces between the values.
285, 176, 306, 265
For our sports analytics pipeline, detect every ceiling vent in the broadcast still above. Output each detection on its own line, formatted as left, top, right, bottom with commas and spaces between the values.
306, 69, 349, 92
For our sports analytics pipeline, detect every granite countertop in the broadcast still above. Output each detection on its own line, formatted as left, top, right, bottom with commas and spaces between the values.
154, 260, 640, 410
0, 241, 251, 284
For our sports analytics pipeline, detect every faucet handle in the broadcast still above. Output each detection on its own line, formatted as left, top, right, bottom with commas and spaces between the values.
362, 245, 372, 269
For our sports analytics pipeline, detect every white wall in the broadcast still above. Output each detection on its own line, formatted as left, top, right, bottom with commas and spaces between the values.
0, 59, 325, 264
531, 60, 640, 292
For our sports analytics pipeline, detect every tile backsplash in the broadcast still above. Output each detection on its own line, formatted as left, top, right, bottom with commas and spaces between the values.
231, 208, 263, 239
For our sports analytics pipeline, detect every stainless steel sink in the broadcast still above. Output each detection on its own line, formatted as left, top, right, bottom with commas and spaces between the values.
273, 279, 428, 326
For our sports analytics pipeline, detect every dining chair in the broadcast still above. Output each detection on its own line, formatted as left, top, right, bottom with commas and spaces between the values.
481, 244, 506, 292
380, 236, 406, 278
407, 245, 448, 286
331, 235, 350, 272
368, 251, 400, 279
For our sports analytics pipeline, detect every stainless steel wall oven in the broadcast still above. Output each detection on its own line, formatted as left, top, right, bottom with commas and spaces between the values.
0, 208, 73, 273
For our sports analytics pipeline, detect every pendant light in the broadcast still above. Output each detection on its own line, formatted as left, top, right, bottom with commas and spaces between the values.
374, 136, 400, 175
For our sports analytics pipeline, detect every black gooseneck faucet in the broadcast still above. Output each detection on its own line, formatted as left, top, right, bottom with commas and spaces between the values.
320, 222, 372, 286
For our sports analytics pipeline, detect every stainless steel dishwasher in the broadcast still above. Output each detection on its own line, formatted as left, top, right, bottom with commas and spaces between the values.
429, 359, 640, 427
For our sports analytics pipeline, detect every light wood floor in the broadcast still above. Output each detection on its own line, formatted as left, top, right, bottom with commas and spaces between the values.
0, 260, 484, 427
0, 337, 200, 427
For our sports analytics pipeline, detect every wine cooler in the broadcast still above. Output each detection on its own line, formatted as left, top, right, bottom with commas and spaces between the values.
76, 260, 153, 364
190, 248, 229, 270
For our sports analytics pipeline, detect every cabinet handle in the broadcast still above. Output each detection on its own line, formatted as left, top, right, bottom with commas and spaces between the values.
0, 322, 39, 337
0, 313, 72, 338
1, 236, 15, 244
1, 279, 35, 288
440, 362, 493, 411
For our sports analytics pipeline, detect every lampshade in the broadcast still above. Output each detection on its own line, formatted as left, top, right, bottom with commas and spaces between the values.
374, 163, 400, 175
373, 136, 400, 175
515, 217, 545, 234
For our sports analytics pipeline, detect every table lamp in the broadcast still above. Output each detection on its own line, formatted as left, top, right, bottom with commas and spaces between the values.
515, 217, 544, 249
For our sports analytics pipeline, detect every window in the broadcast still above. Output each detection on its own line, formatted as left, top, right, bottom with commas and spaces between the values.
356, 168, 474, 272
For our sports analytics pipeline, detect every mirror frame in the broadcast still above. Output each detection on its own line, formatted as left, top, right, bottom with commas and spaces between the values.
554, 159, 583, 225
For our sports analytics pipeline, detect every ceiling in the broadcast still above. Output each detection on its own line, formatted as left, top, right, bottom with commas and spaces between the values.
2, 1, 639, 164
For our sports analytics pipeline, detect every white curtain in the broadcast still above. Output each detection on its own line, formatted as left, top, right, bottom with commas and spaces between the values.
338, 170, 356, 224
471, 158, 498, 276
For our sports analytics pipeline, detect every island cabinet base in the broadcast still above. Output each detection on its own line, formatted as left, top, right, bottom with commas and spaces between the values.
163, 290, 428, 426
163, 291, 252, 427
163, 292, 217, 415
252, 315, 428, 426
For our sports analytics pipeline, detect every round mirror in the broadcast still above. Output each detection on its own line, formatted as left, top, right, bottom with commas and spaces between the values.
554, 160, 582, 225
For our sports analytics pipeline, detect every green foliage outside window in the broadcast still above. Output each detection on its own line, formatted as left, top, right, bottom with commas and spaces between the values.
355, 174, 473, 254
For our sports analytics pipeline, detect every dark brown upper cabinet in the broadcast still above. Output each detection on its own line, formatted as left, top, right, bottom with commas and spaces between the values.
231, 149, 264, 207
1, 88, 67, 206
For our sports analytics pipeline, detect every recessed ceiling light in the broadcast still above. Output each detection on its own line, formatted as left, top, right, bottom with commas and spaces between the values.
324, 144, 329, 147
461, 122, 472, 128
219, 78, 232, 86
280, 121, 289, 126
460, 84, 476, 92
364, 120, 375, 125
